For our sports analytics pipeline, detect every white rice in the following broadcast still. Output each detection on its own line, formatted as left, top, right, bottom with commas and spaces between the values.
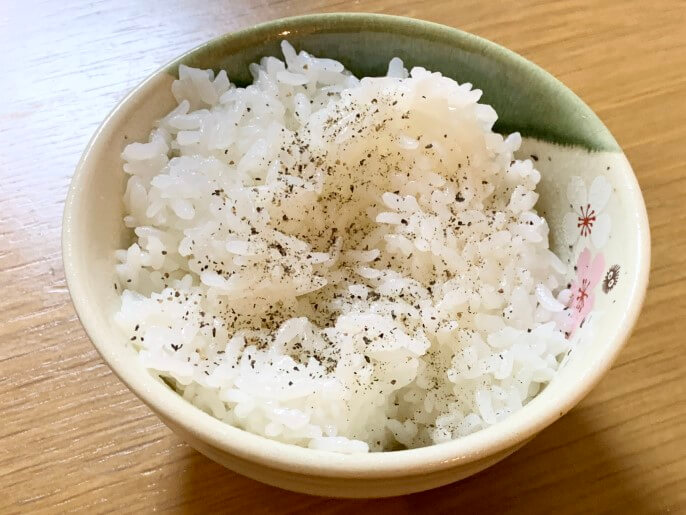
114, 41, 572, 454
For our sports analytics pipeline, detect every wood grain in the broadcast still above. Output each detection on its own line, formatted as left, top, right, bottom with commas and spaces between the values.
2, 0, 685, 512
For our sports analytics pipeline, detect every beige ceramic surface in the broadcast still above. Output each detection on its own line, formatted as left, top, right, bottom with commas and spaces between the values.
62, 14, 649, 498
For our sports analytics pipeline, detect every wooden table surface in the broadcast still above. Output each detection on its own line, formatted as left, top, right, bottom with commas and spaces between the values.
2, 0, 685, 512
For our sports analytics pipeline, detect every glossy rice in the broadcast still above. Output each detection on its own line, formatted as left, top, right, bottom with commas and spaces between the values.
115, 41, 572, 454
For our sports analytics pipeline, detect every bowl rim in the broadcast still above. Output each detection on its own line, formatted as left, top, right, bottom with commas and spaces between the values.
62, 12, 650, 478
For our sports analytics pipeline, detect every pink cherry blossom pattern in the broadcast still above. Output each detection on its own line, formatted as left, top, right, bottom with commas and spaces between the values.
563, 175, 612, 249
556, 247, 605, 337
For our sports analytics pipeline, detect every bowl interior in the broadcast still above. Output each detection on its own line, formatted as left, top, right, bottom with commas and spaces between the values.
63, 13, 649, 475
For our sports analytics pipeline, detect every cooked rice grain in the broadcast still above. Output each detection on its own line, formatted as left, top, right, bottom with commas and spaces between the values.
115, 41, 571, 453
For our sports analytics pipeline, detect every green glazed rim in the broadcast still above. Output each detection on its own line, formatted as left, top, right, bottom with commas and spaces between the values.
166, 12, 619, 152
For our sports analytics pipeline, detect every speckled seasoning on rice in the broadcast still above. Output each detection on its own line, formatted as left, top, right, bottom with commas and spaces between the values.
114, 41, 573, 454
